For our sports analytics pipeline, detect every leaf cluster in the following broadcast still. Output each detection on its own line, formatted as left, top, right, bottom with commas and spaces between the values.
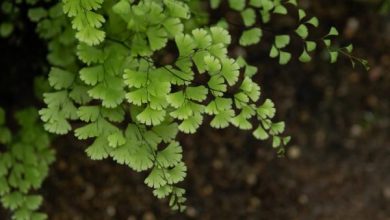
0, 107, 54, 220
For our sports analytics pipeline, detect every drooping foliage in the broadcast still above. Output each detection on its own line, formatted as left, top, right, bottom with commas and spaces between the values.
0, 0, 368, 217
37, 0, 293, 211
0, 107, 54, 220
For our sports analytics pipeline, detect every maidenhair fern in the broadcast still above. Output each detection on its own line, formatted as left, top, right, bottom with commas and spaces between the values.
0, 0, 369, 216
212, 0, 369, 69
0, 107, 54, 220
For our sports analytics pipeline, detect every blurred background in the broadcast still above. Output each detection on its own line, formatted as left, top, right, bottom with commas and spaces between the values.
1, 0, 389, 219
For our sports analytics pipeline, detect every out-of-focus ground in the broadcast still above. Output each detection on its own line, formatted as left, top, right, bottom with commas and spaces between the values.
1, 0, 389, 219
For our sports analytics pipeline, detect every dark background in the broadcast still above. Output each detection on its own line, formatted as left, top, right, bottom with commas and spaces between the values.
1, 0, 389, 219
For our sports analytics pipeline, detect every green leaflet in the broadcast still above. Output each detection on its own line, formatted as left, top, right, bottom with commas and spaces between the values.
295, 24, 309, 39
210, 109, 235, 129
166, 162, 187, 184
299, 49, 312, 63
156, 141, 183, 168
275, 35, 290, 49
230, 105, 256, 130
137, 106, 166, 126
77, 106, 100, 122
0, 22, 14, 37
221, 58, 240, 86
153, 185, 172, 199
257, 99, 276, 118
306, 41, 317, 52
39, 90, 78, 135
112, 143, 154, 171
147, 26, 168, 51
107, 131, 126, 148
204, 55, 222, 73
274, 5, 287, 15
163, 18, 184, 36
167, 91, 186, 108
86, 136, 111, 160
279, 51, 292, 65
175, 33, 195, 57
253, 125, 269, 140
88, 75, 125, 108
228, 0, 246, 11
205, 97, 232, 115
178, 113, 203, 134
79, 65, 104, 86
306, 17, 319, 27
145, 167, 166, 188
48, 67, 75, 90
239, 28, 262, 46
152, 123, 179, 143
186, 86, 208, 102
28, 7, 47, 22
192, 28, 212, 48
241, 8, 256, 26
170, 102, 194, 120
210, 26, 231, 45
63, 0, 106, 45
77, 43, 105, 64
